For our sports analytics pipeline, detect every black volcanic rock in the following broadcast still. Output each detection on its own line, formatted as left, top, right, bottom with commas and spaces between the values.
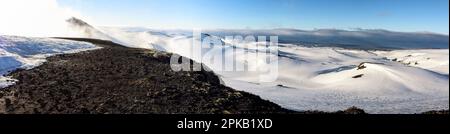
422, 110, 449, 114
337, 106, 366, 114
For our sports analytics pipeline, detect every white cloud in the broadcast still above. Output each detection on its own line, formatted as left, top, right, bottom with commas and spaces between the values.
0, 0, 84, 37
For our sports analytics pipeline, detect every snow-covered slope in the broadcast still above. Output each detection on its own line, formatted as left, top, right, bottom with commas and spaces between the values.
374, 49, 449, 75
68, 20, 449, 113
221, 45, 448, 113
0, 35, 100, 88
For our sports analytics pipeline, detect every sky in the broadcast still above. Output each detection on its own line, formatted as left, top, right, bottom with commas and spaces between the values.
56, 0, 449, 34
0, 0, 448, 36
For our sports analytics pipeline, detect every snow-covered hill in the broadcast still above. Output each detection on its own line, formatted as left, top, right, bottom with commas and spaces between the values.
0, 35, 100, 88
222, 45, 448, 113
374, 49, 449, 75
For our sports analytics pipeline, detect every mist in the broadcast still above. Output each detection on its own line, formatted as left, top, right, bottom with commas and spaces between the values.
0, 0, 85, 37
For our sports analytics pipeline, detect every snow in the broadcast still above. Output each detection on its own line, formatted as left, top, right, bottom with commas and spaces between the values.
0, 35, 100, 88
373, 49, 449, 75
70, 25, 450, 113
221, 46, 449, 113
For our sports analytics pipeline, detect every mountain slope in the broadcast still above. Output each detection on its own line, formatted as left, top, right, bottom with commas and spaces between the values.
0, 38, 290, 114
373, 49, 449, 75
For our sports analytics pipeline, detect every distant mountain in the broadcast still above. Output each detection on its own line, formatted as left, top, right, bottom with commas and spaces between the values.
66, 17, 117, 42
205, 29, 449, 50
66, 17, 92, 28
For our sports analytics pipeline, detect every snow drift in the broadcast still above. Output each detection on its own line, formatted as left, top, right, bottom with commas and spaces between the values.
0, 35, 100, 88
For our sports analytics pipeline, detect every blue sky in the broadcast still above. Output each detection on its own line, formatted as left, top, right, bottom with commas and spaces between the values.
58, 0, 449, 34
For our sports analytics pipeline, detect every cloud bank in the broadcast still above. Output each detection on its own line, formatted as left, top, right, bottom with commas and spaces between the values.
205, 29, 449, 50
